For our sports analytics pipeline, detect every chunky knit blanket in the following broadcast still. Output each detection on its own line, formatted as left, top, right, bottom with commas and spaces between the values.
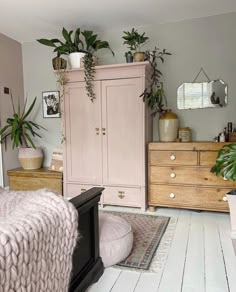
0, 188, 78, 292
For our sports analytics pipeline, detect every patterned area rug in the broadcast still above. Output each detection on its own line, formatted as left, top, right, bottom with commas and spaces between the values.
100, 211, 170, 270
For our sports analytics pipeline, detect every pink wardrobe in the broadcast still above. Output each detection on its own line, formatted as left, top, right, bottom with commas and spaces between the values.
62, 62, 152, 210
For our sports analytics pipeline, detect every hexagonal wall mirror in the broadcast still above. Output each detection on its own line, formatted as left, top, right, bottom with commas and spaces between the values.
177, 79, 228, 110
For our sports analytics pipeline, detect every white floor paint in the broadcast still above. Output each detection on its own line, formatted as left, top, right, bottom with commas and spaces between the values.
87, 207, 236, 292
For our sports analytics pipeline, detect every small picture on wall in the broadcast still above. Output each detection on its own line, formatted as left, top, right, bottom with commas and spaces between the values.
42, 91, 60, 118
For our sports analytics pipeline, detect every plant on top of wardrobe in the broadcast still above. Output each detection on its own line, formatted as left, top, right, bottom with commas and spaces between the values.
140, 47, 171, 116
81, 30, 114, 101
37, 28, 114, 102
122, 28, 149, 62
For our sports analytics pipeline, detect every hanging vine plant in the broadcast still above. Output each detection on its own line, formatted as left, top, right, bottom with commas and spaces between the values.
37, 28, 114, 102
140, 47, 171, 116
83, 53, 96, 102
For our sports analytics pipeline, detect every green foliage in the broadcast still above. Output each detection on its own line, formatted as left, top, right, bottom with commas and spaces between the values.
122, 28, 149, 52
211, 144, 236, 181
83, 54, 96, 102
37, 28, 114, 57
38, 28, 114, 101
0, 95, 46, 149
140, 47, 171, 116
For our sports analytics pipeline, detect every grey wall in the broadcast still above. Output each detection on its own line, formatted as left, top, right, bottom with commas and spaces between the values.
0, 33, 24, 185
22, 42, 61, 166
22, 12, 236, 166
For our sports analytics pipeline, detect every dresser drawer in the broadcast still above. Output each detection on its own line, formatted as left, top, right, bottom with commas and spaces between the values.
150, 166, 236, 187
103, 186, 141, 207
150, 166, 199, 185
200, 151, 218, 166
149, 150, 197, 166
149, 184, 229, 211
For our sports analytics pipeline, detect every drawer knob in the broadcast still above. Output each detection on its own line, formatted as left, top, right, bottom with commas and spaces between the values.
222, 196, 228, 202
169, 193, 175, 198
118, 191, 125, 199
170, 172, 176, 178
170, 154, 176, 161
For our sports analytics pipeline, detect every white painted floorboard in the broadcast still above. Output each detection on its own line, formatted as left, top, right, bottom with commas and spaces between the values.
87, 207, 236, 292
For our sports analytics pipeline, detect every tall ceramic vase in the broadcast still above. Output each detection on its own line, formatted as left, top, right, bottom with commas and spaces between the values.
159, 109, 179, 142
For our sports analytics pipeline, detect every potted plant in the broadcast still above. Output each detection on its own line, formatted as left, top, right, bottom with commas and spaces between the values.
211, 143, 236, 243
139, 47, 177, 141
0, 95, 46, 170
37, 27, 114, 102
125, 51, 133, 63
122, 28, 149, 62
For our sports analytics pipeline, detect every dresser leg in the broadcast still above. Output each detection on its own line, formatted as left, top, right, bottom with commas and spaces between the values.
148, 206, 156, 212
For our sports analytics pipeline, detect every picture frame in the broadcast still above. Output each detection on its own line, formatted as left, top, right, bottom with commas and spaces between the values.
42, 91, 60, 118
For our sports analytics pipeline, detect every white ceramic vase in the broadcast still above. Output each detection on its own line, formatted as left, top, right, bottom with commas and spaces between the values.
18, 147, 43, 170
227, 193, 236, 254
69, 52, 86, 69
159, 109, 179, 142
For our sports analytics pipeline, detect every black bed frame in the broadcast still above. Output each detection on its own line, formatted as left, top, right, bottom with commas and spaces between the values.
69, 187, 104, 292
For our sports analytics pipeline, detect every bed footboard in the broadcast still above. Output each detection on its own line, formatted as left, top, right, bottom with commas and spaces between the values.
69, 187, 104, 292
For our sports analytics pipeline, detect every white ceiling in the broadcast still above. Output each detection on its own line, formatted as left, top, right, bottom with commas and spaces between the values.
1, 0, 236, 43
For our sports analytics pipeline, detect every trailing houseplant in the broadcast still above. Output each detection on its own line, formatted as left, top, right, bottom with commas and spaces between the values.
37, 28, 114, 102
140, 47, 171, 116
0, 95, 46, 169
122, 28, 149, 62
140, 47, 178, 142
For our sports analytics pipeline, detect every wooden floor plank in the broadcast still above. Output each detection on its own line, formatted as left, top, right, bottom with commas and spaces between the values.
182, 212, 205, 292
204, 212, 229, 292
216, 213, 236, 292
87, 267, 121, 292
157, 210, 191, 292
111, 270, 140, 292
134, 272, 162, 292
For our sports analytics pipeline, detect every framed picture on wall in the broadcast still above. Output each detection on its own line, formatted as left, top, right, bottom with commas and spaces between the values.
42, 91, 60, 118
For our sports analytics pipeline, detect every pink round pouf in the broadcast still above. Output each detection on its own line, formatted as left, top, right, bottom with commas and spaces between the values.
99, 213, 133, 268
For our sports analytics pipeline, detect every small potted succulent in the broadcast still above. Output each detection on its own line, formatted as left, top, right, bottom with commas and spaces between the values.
211, 143, 236, 252
122, 28, 149, 62
124, 51, 133, 63
0, 95, 46, 170
37, 27, 114, 102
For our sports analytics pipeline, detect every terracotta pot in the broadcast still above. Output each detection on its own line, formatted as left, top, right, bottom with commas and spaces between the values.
52, 56, 67, 70
18, 147, 43, 170
159, 109, 179, 142
133, 52, 145, 62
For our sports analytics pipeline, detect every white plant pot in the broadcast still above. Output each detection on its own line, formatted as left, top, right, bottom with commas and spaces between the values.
226, 193, 236, 254
18, 147, 43, 170
69, 52, 86, 69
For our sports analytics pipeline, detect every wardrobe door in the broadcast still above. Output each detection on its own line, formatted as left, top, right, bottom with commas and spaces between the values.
101, 78, 144, 186
63, 81, 102, 186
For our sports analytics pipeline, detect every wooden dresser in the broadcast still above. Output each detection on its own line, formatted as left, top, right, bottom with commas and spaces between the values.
148, 142, 236, 212
7, 167, 63, 195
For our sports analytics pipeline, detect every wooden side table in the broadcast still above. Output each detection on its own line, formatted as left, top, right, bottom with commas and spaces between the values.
7, 167, 63, 195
